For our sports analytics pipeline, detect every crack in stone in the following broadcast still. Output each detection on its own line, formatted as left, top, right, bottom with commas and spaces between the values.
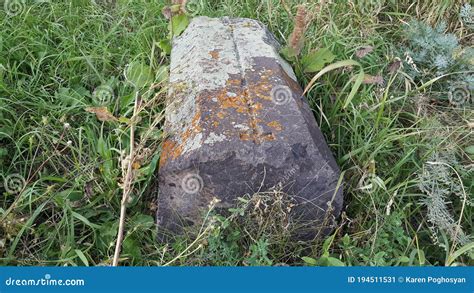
227, 19, 266, 145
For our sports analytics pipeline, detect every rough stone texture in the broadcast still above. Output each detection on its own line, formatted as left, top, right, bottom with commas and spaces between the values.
157, 16, 343, 239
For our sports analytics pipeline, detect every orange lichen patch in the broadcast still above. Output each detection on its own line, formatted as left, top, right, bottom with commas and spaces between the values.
209, 50, 220, 59
249, 116, 259, 132
261, 133, 275, 141
161, 109, 204, 166
191, 110, 203, 132
239, 132, 253, 141
267, 120, 283, 131
209, 75, 280, 143
239, 131, 275, 143
252, 102, 263, 111
179, 109, 202, 145
247, 69, 276, 101
168, 69, 287, 155
216, 89, 248, 113
180, 127, 192, 144
160, 139, 183, 165
213, 84, 265, 116
226, 79, 242, 86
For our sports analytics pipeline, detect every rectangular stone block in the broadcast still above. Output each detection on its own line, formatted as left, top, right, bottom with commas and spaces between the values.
157, 16, 343, 239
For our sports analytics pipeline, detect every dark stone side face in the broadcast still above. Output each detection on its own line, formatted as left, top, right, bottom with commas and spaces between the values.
156, 16, 343, 240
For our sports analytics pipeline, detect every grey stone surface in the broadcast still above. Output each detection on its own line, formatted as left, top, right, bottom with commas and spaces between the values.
157, 16, 343, 239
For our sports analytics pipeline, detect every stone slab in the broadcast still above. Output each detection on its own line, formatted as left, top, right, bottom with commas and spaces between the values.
157, 16, 343, 239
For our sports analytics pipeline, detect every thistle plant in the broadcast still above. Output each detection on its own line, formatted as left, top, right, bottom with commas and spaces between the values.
460, 3, 473, 29
418, 152, 471, 247
401, 20, 473, 106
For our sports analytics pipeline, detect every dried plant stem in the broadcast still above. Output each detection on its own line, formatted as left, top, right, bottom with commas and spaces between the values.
162, 202, 218, 266
112, 92, 140, 266
288, 4, 308, 56
162, 227, 209, 266
426, 161, 468, 265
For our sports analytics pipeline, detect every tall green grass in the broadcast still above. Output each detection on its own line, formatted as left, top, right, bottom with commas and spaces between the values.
0, 0, 472, 266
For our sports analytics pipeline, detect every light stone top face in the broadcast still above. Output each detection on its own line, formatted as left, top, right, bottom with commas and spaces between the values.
164, 16, 299, 160
157, 17, 343, 240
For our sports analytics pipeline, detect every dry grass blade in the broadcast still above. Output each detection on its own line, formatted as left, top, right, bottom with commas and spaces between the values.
112, 93, 140, 266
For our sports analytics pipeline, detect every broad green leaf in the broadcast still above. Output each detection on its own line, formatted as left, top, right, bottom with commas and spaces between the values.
322, 233, 336, 256
158, 39, 172, 55
75, 249, 89, 266
344, 65, 364, 108
302, 48, 335, 73
132, 214, 155, 229
120, 93, 135, 110
418, 250, 426, 265
465, 145, 474, 155
170, 4, 181, 13
125, 62, 153, 89
301, 256, 317, 266
123, 237, 142, 261
325, 256, 346, 266
72, 211, 101, 229
118, 116, 131, 124
280, 46, 298, 61
156, 65, 169, 84
0, 148, 7, 158
97, 136, 107, 157
171, 14, 189, 36
398, 256, 410, 263
446, 242, 474, 266
342, 234, 351, 246
56, 188, 83, 202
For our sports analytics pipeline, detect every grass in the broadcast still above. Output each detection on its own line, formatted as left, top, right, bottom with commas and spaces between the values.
0, 0, 472, 266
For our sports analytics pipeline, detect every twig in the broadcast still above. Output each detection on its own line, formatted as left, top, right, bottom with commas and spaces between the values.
112, 92, 140, 266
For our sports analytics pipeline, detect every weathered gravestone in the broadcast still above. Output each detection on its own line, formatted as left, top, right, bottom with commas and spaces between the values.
157, 16, 343, 239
